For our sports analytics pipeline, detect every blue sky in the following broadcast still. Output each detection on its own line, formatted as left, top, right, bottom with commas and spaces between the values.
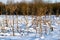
0, 0, 60, 4
43, 0, 60, 3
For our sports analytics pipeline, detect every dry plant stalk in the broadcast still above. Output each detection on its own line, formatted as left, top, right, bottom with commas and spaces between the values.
49, 9, 53, 31
16, 15, 18, 32
22, 4, 29, 35
37, 7, 48, 36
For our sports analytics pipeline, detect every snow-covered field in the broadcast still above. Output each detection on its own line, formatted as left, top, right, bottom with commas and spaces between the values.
0, 15, 60, 40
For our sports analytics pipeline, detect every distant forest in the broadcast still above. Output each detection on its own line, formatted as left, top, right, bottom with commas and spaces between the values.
0, 2, 60, 15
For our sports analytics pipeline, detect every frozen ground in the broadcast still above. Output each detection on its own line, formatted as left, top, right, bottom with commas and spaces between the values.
0, 15, 60, 40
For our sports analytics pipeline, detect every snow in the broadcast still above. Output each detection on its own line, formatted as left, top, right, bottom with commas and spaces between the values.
0, 15, 60, 40
40, 35, 45, 39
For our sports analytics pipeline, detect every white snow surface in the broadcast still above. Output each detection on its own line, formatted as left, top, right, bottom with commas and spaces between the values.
0, 15, 60, 40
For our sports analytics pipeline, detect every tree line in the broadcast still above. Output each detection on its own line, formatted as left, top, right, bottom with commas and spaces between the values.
0, 2, 60, 15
